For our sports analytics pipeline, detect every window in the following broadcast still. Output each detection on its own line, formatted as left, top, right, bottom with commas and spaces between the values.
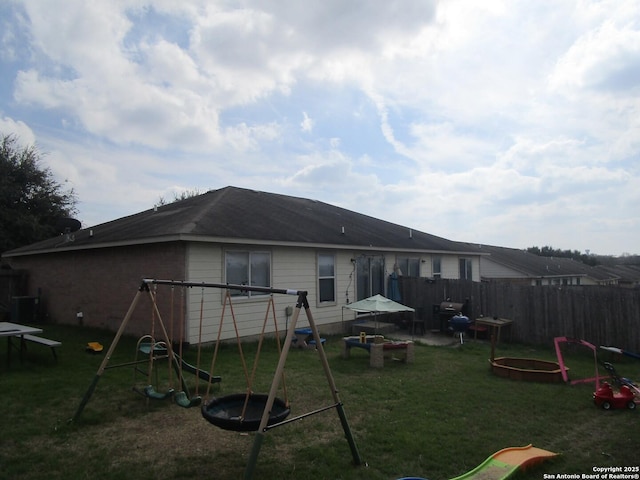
225, 251, 271, 297
459, 258, 472, 280
432, 256, 442, 278
318, 253, 336, 303
356, 255, 385, 300
397, 257, 420, 277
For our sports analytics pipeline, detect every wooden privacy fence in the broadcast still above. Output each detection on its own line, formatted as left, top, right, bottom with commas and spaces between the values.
399, 277, 640, 352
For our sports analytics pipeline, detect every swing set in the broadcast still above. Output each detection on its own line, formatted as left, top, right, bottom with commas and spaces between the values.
72, 278, 362, 479
131, 283, 218, 406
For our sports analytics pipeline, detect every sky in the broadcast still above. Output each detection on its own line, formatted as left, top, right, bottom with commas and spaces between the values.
1, 1, 639, 256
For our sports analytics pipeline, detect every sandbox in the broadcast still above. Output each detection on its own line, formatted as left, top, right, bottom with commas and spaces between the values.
490, 357, 566, 383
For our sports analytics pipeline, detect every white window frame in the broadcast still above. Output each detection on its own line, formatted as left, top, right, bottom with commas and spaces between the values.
459, 257, 472, 280
224, 250, 271, 298
356, 255, 385, 301
397, 257, 420, 278
432, 256, 442, 278
317, 252, 336, 305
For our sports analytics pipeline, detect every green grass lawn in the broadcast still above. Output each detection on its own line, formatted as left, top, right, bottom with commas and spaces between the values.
1, 324, 638, 480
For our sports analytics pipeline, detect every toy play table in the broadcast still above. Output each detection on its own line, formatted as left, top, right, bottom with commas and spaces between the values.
342, 335, 414, 368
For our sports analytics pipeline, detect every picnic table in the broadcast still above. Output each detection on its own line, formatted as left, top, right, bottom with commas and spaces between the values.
0, 322, 61, 365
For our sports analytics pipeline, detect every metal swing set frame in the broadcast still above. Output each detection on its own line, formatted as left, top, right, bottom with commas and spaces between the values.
71, 278, 362, 479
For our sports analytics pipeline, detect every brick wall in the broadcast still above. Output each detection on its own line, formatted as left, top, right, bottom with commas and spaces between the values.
6, 242, 186, 337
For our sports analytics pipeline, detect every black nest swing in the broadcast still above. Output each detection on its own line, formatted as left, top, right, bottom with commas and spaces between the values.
201, 393, 290, 432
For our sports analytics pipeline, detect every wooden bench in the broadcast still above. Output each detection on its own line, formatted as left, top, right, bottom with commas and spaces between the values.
21, 334, 61, 359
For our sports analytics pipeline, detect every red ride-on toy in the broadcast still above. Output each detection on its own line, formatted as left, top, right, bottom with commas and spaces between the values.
593, 382, 636, 410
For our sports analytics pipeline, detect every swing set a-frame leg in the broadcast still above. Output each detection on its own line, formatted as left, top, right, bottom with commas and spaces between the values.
72, 280, 199, 423
71, 285, 146, 423
244, 293, 362, 480
304, 300, 362, 467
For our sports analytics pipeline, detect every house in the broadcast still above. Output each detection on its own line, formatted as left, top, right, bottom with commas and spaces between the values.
2, 186, 484, 343
592, 263, 640, 288
465, 244, 615, 286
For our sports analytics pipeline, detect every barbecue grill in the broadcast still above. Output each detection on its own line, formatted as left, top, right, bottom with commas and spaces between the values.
434, 301, 466, 332
449, 314, 471, 344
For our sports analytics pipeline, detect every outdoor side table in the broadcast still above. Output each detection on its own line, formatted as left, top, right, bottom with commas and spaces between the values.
474, 317, 513, 343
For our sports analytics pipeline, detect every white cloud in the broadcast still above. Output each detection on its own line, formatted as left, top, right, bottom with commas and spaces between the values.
300, 112, 314, 133
1, 0, 640, 255
549, 19, 640, 94
223, 122, 281, 152
0, 116, 35, 145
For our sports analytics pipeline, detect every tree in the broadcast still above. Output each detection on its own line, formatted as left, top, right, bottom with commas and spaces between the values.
526, 245, 599, 266
155, 188, 203, 207
0, 134, 77, 254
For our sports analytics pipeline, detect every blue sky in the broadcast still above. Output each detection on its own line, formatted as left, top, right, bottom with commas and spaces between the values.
1, 0, 639, 255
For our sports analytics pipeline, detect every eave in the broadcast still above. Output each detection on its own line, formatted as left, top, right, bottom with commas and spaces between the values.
2, 233, 487, 258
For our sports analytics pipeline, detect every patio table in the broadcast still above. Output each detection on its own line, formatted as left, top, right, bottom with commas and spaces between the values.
474, 316, 513, 343
0, 321, 43, 366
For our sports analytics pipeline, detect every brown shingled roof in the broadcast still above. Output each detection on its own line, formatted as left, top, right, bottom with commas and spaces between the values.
465, 243, 615, 281
4, 186, 474, 256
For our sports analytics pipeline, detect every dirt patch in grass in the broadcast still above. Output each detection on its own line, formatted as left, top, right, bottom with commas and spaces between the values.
14, 399, 349, 480
16, 406, 260, 479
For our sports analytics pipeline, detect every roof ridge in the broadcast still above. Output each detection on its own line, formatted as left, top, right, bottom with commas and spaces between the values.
184, 187, 229, 232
